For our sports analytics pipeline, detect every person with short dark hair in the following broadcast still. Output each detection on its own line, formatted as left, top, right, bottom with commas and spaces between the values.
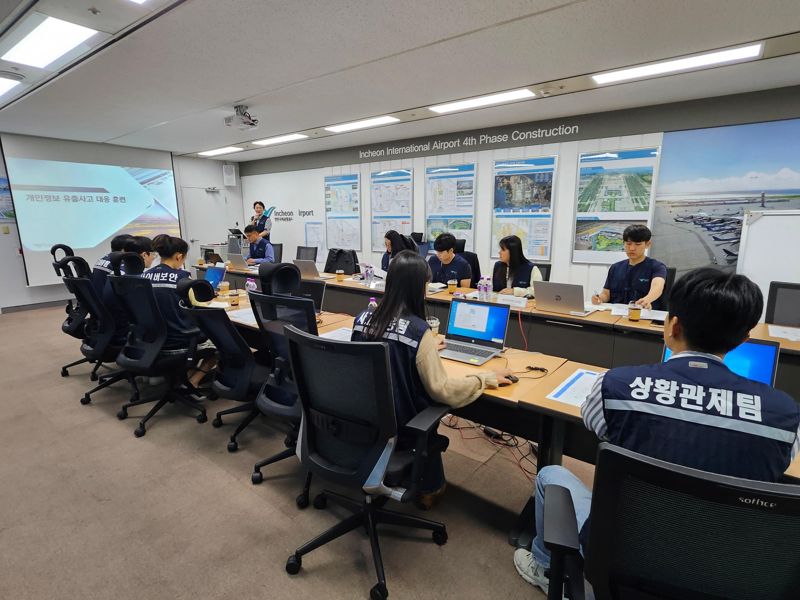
243, 224, 274, 265
250, 201, 271, 239
91, 234, 134, 295
381, 230, 417, 270
427, 232, 471, 288
103, 236, 154, 344
591, 224, 667, 310
352, 250, 511, 506
492, 235, 543, 297
514, 268, 800, 595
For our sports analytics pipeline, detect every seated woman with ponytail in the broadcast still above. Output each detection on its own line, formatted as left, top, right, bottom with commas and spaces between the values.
351, 250, 512, 507
492, 235, 543, 297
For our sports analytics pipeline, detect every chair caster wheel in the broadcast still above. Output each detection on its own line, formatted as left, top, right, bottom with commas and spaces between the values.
134, 426, 146, 438
285, 554, 301, 575
284, 435, 294, 448
295, 493, 309, 509
432, 528, 448, 546
61, 368, 69, 377
370, 583, 388, 600
212, 416, 223, 428
90, 372, 98, 382
313, 493, 327, 510
251, 471, 263, 485
117, 408, 128, 420
227, 441, 238, 453
80, 395, 91, 405
196, 413, 208, 424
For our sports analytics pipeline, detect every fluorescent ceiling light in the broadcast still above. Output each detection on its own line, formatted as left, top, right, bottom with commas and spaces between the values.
253, 133, 308, 146
198, 146, 244, 157
325, 115, 399, 133
429, 88, 535, 114
128, 1, 148, 4
0, 78, 21, 97
592, 43, 763, 85
2, 16, 98, 69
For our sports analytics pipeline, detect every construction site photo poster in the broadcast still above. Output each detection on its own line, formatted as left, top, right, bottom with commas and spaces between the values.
651, 118, 800, 277
572, 148, 659, 264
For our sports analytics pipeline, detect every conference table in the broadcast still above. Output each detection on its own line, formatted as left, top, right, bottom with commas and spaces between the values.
197, 264, 800, 399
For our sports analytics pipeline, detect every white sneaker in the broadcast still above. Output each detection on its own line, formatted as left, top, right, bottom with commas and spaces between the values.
514, 548, 551, 594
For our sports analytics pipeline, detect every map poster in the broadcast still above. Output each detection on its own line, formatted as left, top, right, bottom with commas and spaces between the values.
425, 164, 475, 251
572, 148, 660, 264
492, 157, 556, 260
304, 221, 324, 262
370, 169, 413, 251
324, 174, 361, 251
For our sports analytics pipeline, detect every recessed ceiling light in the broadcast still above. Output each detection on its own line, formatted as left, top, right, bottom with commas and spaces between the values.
198, 147, 244, 157
325, 115, 400, 133
0, 77, 21, 97
2, 16, 98, 69
252, 133, 309, 146
592, 43, 763, 85
128, 0, 148, 4
428, 88, 535, 114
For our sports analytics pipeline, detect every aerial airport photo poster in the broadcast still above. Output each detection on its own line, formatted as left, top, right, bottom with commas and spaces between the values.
650, 119, 800, 277
572, 148, 660, 264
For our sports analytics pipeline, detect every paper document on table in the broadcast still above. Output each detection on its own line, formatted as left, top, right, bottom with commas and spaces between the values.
609, 306, 667, 321
320, 327, 353, 341
610, 305, 628, 316
589, 303, 617, 311
768, 324, 800, 342
546, 369, 602, 407
227, 307, 257, 326
208, 301, 229, 308
427, 282, 447, 292
495, 295, 528, 308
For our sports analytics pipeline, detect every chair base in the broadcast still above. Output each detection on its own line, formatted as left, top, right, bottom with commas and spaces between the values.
211, 403, 260, 452
80, 370, 139, 406
61, 356, 90, 377
131, 386, 208, 438
286, 490, 447, 598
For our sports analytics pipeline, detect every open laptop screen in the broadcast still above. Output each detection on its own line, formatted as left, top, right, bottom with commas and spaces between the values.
663, 339, 780, 386
203, 266, 226, 291
445, 299, 510, 348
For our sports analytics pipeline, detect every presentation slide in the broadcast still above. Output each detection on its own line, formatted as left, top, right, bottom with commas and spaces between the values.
6, 156, 180, 286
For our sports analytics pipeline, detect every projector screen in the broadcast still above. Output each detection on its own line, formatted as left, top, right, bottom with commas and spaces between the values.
2, 134, 181, 286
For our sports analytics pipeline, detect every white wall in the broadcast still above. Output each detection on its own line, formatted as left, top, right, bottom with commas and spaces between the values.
240, 132, 663, 289
173, 156, 244, 234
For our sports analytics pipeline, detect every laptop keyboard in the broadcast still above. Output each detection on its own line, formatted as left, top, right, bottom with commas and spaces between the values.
444, 342, 495, 358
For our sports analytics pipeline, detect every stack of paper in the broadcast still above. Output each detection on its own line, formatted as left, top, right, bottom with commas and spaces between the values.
319, 327, 353, 341
227, 307, 257, 327
768, 324, 800, 342
546, 369, 602, 407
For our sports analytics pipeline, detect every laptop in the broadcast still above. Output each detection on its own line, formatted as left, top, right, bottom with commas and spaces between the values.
439, 299, 511, 366
296, 279, 326, 313
663, 339, 780, 386
228, 228, 244, 236
227, 253, 259, 271
293, 259, 334, 280
535, 281, 596, 317
203, 266, 227, 291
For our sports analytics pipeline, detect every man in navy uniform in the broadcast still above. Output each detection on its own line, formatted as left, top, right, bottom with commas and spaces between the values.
427, 232, 471, 288
515, 268, 800, 595
592, 224, 668, 310
243, 224, 274, 265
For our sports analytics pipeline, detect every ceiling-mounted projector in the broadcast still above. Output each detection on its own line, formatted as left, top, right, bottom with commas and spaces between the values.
224, 104, 259, 131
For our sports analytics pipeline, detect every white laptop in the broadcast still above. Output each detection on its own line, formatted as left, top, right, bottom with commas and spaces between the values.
535, 282, 596, 317
439, 299, 511, 366
227, 253, 258, 271
293, 259, 334, 280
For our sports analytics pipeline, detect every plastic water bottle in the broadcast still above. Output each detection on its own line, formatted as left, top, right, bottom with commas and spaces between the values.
364, 264, 374, 287
367, 297, 378, 313
479, 277, 489, 301
245, 277, 257, 293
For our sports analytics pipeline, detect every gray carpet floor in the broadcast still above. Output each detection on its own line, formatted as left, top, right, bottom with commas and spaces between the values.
0, 305, 594, 599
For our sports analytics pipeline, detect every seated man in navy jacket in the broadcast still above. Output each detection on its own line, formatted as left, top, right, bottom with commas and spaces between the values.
515, 268, 800, 595
427, 232, 471, 288
243, 224, 274, 265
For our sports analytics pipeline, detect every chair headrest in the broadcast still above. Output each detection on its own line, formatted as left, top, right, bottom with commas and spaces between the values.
454, 238, 466, 253
108, 251, 144, 276
50, 244, 74, 261
176, 278, 214, 305
56, 255, 91, 278
258, 262, 301, 295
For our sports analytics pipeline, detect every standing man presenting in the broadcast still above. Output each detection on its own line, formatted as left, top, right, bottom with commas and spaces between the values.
250, 201, 272, 240
243, 225, 274, 265
592, 224, 667, 310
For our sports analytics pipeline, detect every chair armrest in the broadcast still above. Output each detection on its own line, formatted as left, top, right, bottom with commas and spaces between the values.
543, 484, 581, 554
403, 403, 449, 434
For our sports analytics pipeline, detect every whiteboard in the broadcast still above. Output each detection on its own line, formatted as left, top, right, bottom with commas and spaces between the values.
737, 210, 800, 321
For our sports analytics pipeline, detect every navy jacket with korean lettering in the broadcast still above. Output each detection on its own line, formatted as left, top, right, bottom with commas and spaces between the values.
601, 354, 800, 482
351, 310, 434, 427
142, 264, 193, 349
91, 253, 114, 296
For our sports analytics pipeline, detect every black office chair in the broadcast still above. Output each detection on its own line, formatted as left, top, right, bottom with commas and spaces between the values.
283, 325, 449, 600
110, 255, 210, 437
296, 279, 325, 313
766, 281, 800, 327
454, 239, 481, 288
542, 443, 800, 600
410, 232, 424, 245
178, 279, 270, 452
535, 263, 552, 282
53, 252, 95, 377
258, 262, 301, 295
272, 243, 283, 263
660, 266, 677, 311
247, 292, 318, 495
295, 246, 318, 262
454, 238, 466, 253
